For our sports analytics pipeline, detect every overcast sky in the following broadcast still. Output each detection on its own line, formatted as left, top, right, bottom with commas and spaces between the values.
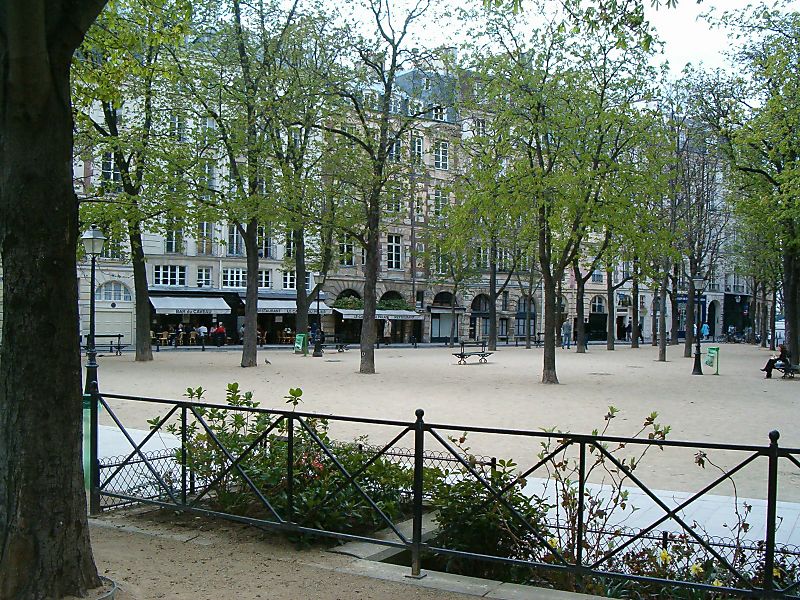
644, 0, 800, 77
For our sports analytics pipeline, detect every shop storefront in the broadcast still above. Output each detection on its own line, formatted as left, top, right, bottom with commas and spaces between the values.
333, 308, 424, 343
257, 297, 333, 344
149, 292, 237, 343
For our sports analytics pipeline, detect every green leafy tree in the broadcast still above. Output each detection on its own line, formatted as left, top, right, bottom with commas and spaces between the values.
73, 0, 192, 362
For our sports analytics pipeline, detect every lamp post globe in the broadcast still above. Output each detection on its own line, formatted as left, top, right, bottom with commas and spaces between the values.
81, 225, 106, 393
691, 275, 704, 376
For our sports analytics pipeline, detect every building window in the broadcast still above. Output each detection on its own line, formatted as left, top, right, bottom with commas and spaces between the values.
95, 281, 132, 301
412, 135, 423, 163
153, 265, 186, 286
258, 270, 271, 289
388, 138, 401, 162
197, 222, 214, 255
591, 270, 603, 283
433, 188, 445, 216
100, 152, 122, 192
283, 270, 296, 289
100, 235, 124, 260
474, 118, 486, 136
257, 226, 274, 258
387, 235, 402, 270
434, 247, 448, 274
434, 141, 449, 170
389, 95, 403, 114
433, 106, 446, 121
621, 261, 632, 280
228, 225, 244, 256
285, 233, 294, 258
502, 291, 509, 311
165, 227, 183, 254
339, 236, 355, 266
222, 268, 247, 288
475, 247, 489, 269
197, 267, 212, 288
169, 113, 186, 141
305, 272, 312, 291
591, 295, 606, 314
499, 318, 508, 337
202, 162, 216, 200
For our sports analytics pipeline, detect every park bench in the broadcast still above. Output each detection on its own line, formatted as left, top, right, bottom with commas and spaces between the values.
321, 342, 349, 352
775, 363, 800, 378
453, 340, 493, 365
82, 334, 128, 356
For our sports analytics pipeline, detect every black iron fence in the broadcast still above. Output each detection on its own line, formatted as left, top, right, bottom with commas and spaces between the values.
88, 389, 800, 598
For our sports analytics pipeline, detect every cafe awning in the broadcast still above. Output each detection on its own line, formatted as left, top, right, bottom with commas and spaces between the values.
257, 299, 333, 314
150, 296, 231, 315
334, 308, 424, 321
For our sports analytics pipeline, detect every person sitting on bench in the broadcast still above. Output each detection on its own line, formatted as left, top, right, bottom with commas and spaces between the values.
762, 344, 788, 379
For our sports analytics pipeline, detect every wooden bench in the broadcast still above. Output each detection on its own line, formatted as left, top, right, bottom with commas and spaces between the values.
453, 340, 493, 365
776, 363, 800, 378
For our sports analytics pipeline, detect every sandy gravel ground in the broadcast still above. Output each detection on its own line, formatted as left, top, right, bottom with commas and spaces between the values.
94, 342, 800, 500
87, 511, 477, 600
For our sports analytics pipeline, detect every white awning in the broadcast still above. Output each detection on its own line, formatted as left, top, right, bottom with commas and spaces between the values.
150, 296, 231, 315
334, 308, 424, 321
257, 299, 332, 314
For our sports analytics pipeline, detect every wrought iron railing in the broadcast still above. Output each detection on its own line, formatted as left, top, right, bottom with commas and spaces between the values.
87, 388, 800, 598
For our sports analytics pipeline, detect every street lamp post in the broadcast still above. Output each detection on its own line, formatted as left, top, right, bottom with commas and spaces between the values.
81, 225, 106, 393
691, 275, 704, 375
312, 292, 323, 357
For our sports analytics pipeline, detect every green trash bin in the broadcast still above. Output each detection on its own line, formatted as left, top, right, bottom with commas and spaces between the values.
705, 346, 720, 375
294, 333, 308, 356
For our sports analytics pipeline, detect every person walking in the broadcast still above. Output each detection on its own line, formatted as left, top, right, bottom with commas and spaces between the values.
561, 319, 572, 349
701, 322, 710, 341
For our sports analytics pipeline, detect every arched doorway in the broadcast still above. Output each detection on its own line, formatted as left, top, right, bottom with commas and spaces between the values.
589, 295, 607, 341
515, 295, 536, 338
431, 291, 460, 343
333, 289, 363, 343
708, 300, 719, 341
378, 290, 408, 342
469, 294, 491, 340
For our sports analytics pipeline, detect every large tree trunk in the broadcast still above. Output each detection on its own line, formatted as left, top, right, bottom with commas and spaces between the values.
783, 252, 800, 361
294, 227, 309, 336
488, 239, 498, 351
574, 264, 586, 354
684, 278, 696, 359
240, 220, 259, 367
658, 272, 669, 362
541, 272, 559, 383
760, 283, 768, 348
606, 268, 615, 351
631, 262, 640, 349
0, 4, 103, 595
360, 199, 380, 374
770, 286, 777, 352
129, 221, 153, 361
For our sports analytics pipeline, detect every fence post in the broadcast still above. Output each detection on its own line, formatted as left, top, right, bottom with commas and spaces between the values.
577, 441, 586, 569
409, 409, 427, 579
287, 414, 294, 523
181, 405, 188, 505
764, 430, 780, 596
89, 380, 101, 515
